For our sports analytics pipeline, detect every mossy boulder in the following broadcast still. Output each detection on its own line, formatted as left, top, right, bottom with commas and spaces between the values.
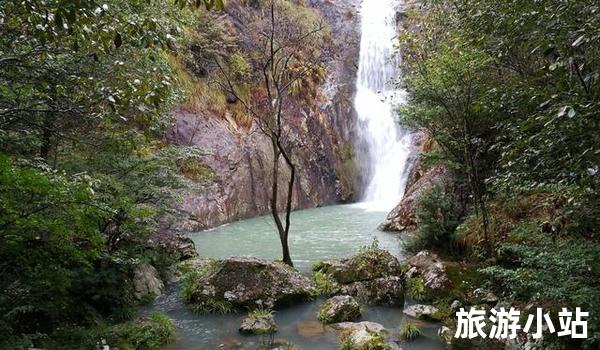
403, 304, 441, 321
317, 295, 361, 324
313, 248, 403, 284
331, 321, 392, 350
313, 246, 405, 306
340, 276, 404, 306
239, 313, 277, 335
181, 257, 314, 312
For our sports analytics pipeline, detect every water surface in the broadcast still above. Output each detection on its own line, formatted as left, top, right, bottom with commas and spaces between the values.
192, 204, 400, 272
149, 205, 445, 350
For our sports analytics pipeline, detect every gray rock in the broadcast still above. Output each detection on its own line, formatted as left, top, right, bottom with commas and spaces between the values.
152, 232, 198, 261
330, 321, 389, 349
407, 250, 449, 290
340, 276, 404, 306
438, 326, 452, 346
379, 162, 452, 232
314, 248, 403, 284
473, 288, 499, 303
403, 304, 440, 320
167, 0, 362, 232
132, 263, 164, 301
182, 257, 315, 311
317, 295, 361, 323
450, 300, 462, 311
239, 313, 277, 335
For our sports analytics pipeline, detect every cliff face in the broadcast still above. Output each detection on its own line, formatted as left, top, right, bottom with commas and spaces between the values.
168, 0, 362, 231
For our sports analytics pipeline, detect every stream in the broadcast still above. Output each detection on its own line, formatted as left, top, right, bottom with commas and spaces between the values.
147, 205, 445, 349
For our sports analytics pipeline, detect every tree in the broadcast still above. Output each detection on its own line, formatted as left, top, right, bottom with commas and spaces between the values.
0, 0, 205, 344
215, 0, 327, 266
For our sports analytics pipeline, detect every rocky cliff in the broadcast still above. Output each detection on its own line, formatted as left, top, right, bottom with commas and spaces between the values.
168, 0, 362, 231
379, 132, 453, 232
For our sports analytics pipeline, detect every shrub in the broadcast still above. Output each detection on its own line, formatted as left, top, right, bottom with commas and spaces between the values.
399, 322, 422, 341
405, 186, 460, 254
312, 271, 339, 296
249, 307, 275, 319
109, 312, 176, 350
406, 277, 426, 301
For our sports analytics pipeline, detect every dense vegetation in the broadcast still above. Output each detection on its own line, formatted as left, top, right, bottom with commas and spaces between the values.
399, 0, 599, 348
1, 0, 330, 347
0, 0, 218, 347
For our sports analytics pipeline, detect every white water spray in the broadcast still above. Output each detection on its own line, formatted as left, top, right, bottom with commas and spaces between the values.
355, 0, 412, 212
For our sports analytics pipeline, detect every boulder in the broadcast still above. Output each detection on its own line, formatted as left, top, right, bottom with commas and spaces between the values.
317, 295, 361, 323
407, 250, 449, 290
182, 257, 314, 311
450, 300, 462, 311
152, 232, 198, 261
331, 321, 389, 349
472, 288, 499, 304
239, 313, 277, 335
379, 165, 451, 232
438, 326, 452, 347
132, 263, 164, 301
403, 304, 440, 320
340, 276, 404, 306
313, 248, 403, 284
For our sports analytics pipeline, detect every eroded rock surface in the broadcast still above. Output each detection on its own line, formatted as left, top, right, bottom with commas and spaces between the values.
340, 276, 404, 306
183, 257, 314, 311
169, 0, 362, 232
403, 304, 440, 320
314, 248, 403, 284
330, 321, 390, 349
317, 295, 361, 323
379, 164, 452, 232
313, 247, 405, 306
406, 250, 449, 291
132, 263, 164, 301
239, 314, 277, 335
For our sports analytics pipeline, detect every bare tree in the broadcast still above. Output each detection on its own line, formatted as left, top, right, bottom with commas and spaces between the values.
215, 0, 326, 266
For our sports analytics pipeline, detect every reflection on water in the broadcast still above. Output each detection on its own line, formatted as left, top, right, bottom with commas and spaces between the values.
147, 205, 445, 349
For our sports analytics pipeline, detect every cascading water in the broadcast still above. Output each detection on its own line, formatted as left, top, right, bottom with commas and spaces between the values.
355, 0, 412, 211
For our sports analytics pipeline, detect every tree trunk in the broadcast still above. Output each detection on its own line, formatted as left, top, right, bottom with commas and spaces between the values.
269, 137, 293, 266
278, 139, 295, 267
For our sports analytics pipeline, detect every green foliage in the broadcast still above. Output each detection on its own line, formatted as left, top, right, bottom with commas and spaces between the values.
228, 53, 252, 81
109, 312, 176, 350
405, 186, 460, 254
311, 271, 339, 296
400, 1, 600, 347
398, 322, 422, 342
0, 0, 209, 346
316, 301, 334, 324
481, 238, 600, 346
249, 307, 275, 319
338, 330, 390, 350
180, 261, 233, 314
405, 277, 426, 301
339, 334, 355, 350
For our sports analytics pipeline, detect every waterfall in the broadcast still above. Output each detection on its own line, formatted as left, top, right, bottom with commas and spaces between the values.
355, 0, 412, 212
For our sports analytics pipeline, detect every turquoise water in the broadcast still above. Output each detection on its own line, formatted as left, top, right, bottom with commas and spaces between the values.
149, 205, 445, 349
192, 204, 401, 272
